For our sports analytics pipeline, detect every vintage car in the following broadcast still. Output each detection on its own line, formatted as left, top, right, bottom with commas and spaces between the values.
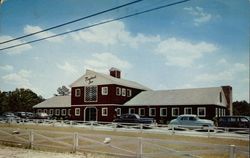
113, 113, 155, 124
169, 114, 214, 128
216, 116, 250, 128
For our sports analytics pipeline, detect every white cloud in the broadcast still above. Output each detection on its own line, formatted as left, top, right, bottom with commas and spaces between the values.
0, 35, 32, 54
2, 69, 32, 88
71, 20, 160, 47
155, 38, 217, 67
84, 52, 132, 74
24, 25, 63, 42
184, 6, 213, 26
194, 63, 249, 83
0, 65, 13, 71
57, 62, 78, 75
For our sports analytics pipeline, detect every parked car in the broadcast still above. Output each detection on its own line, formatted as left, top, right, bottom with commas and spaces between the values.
169, 115, 214, 128
113, 114, 155, 124
0, 112, 21, 122
34, 112, 50, 119
14, 112, 27, 118
216, 116, 250, 128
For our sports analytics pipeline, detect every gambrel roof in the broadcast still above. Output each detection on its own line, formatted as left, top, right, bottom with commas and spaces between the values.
70, 69, 151, 90
33, 96, 71, 108
124, 87, 228, 107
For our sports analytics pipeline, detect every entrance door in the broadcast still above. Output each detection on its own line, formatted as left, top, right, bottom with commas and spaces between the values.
85, 107, 97, 121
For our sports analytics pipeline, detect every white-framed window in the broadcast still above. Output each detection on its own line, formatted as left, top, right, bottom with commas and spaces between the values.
172, 108, 179, 117
116, 87, 121, 96
55, 109, 60, 116
197, 107, 206, 117
184, 107, 192, 115
61, 109, 66, 116
215, 108, 218, 117
129, 108, 135, 114
101, 87, 108, 95
37, 109, 42, 113
84, 86, 98, 102
139, 108, 145, 116
68, 109, 71, 116
75, 88, 81, 97
75, 108, 80, 116
149, 108, 156, 117
49, 109, 54, 115
122, 88, 126, 96
116, 108, 121, 116
102, 108, 108, 116
43, 109, 47, 114
160, 108, 167, 117
127, 89, 132, 97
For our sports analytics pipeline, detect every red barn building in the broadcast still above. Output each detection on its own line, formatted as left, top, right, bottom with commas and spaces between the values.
33, 68, 232, 123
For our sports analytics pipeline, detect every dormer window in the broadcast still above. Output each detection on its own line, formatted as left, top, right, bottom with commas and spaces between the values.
122, 88, 126, 96
127, 89, 132, 97
84, 86, 97, 102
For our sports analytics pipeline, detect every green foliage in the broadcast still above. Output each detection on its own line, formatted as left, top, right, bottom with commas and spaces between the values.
233, 100, 250, 116
55, 85, 70, 96
0, 88, 44, 113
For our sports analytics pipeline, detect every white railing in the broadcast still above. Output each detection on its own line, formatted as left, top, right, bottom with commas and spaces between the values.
1, 118, 249, 140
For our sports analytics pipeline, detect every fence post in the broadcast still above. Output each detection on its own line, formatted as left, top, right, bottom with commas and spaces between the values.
171, 125, 175, 135
29, 130, 34, 149
137, 137, 143, 158
140, 124, 143, 133
229, 145, 236, 158
73, 132, 78, 153
113, 123, 117, 132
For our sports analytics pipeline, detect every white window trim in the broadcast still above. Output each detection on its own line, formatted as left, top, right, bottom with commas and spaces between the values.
61, 109, 66, 116
116, 108, 121, 116
184, 107, 192, 115
43, 109, 47, 114
139, 108, 145, 116
101, 87, 108, 95
84, 86, 98, 102
172, 108, 179, 117
68, 109, 71, 116
49, 109, 54, 115
75, 108, 80, 116
160, 108, 167, 117
116, 87, 121, 96
197, 107, 206, 117
149, 108, 156, 117
129, 108, 135, 114
37, 109, 42, 113
55, 109, 60, 116
122, 88, 126, 96
127, 89, 132, 97
102, 108, 108, 116
75, 88, 81, 97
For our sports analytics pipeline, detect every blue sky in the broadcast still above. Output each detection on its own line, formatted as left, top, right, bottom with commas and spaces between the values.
0, 0, 249, 102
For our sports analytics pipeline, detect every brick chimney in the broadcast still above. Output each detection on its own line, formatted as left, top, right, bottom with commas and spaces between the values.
109, 67, 121, 78
221, 86, 233, 116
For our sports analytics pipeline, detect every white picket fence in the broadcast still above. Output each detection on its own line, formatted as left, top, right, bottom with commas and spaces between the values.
0, 127, 249, 158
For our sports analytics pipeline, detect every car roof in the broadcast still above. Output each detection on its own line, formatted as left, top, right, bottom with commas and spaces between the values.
178, 114, 197, 117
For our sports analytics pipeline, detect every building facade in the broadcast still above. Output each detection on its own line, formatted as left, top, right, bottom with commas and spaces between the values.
33, 68, 232, 123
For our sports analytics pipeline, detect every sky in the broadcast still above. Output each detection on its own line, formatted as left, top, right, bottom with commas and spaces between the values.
0, 0, 249, 102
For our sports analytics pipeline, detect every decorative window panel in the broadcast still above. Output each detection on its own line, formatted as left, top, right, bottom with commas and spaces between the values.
61, 109, 66, 116
102, 108, 108, 116
75, 108, 80, 116
184, 108, 192, 114
116, 108, 121, 116
75, 88, 81, 97
85, 86, 97, 102
127, 89, 132, 97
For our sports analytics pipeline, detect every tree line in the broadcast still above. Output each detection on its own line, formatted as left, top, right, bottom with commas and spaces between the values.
0, 87, 249, 116
0, 88, 44, 113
